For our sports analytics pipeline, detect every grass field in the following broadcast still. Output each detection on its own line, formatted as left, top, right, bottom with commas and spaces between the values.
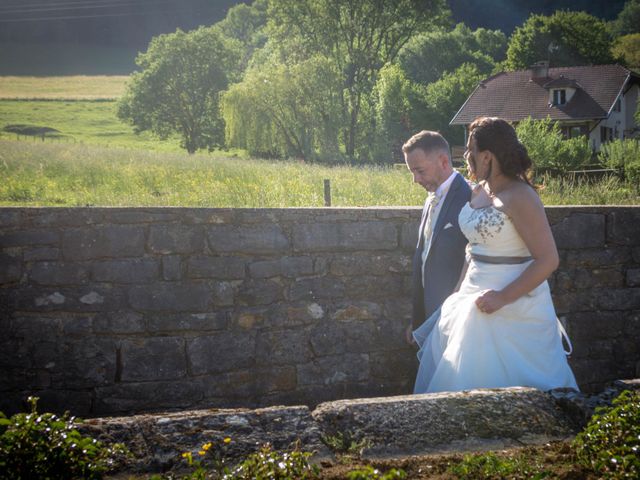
0, 76, 129, 100
0, 140, 426, 207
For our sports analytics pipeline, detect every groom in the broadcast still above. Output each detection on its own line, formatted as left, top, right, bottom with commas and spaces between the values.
403, 131, 471, 345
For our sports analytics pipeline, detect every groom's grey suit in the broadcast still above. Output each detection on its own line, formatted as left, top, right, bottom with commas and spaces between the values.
411, 173, 472, 329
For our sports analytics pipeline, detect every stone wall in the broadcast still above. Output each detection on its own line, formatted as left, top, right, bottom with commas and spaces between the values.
1, 206, 639, 416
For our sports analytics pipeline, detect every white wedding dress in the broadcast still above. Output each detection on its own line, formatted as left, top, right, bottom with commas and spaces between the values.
413, 201, 578, 394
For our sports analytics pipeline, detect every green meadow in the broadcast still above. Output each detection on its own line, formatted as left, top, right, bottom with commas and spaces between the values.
0, 76, 638, 207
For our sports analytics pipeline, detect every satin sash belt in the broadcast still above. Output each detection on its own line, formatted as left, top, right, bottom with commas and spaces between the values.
471, 253, 533, 264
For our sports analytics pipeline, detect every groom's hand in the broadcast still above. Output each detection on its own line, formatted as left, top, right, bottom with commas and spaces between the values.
405, 323, 415, 345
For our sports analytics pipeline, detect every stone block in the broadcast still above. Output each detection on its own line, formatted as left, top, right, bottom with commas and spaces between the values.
92, 258, 159, 284
187, 332, 256, 375
109, 211, 178, 224
23, 247, 60, 262
162, 255, 182, 281
345, 275, 406, 299
147, 311, 230, 333
148, 225, 205, 254
329, 253, 411, 276
62, 226, 145, 260
288, 277, 345, 302
237, 279, 283, 305
0, 253, 21, 284
551, 213, 605, 249
29, 208, 101, 227
93, 311, 146, 334
400, 222, 420, 251
596, 288, 640, 311
312, 387, 577, 458
256, 329, 313, 365
93, 380, 203, 415
121, 337, 187, 381
564, 311, 626, 341
61, 315, 94, 336
370, 350, 417, 381
0, 209, 25, 227
627, 269, 640, 287
211, 281, 235, 306
607, 210, 640, 246
28, 261, 89, 285
0, 229, 59, 248
297, 353, 370, 387
13, 286, 128, 312
249, 256, 314, 278
331, 302, 382, 321
187, 255, 246, 280
128, 283, 212, 312
563, 248, 631, 267
309, 321, 376, 356
80, 405, 329, 472
207, 225, 289, 253
60, 337, 117, 388
293, 222, 397, 252
285, 303, 326, 326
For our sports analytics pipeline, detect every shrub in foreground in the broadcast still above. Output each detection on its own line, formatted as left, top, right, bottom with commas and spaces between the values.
573, 389, 640, 479
0, 397, 126, 480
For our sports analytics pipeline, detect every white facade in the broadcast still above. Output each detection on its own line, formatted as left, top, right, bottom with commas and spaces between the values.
589, 83, 639, 152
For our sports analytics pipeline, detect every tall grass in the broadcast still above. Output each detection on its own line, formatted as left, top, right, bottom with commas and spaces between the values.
538, 174, 639, 205
0, 140, 425, 207
0, 76, 129, 100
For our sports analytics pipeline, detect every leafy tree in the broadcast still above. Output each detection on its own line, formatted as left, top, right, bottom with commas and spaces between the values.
608, 0, 640, 37
398, 23, 505, 85
221, 54, 343, 162
117, 26, 241, 154
611, 33, 640, 67
216, 0, 268, 68
265, 0, 450, 160
422, 63, 484, 145
505, 11, 613, 70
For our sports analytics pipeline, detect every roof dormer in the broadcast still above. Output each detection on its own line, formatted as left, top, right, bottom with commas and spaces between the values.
543, 76, 581, 106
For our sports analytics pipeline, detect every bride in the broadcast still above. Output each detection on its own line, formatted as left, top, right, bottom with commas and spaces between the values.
413, 116, 578, 393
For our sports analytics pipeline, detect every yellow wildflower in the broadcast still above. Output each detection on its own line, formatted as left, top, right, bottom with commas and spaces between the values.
202, 442, 213, 451
224, 437, 231, 444
198, 450, 206, 456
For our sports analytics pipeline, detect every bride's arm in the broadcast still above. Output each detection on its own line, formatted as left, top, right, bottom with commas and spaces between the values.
475, 185, 559, 314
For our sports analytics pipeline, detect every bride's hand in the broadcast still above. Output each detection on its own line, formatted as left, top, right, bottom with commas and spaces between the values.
475, 290, 507, 314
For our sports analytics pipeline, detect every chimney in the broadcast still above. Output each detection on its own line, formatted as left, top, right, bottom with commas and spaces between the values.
529, 61, 549, 79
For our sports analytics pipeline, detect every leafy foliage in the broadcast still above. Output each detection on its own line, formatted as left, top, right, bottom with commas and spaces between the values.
117, 26, 242, 154
515, 117, 592, 174
397, 23, 505, 86
0, 397, 126, 480
505, 11, 613, 70
448, 451, 551, 479
611, 33, 640, 67
346, 465, 407, 480
223, 443, 320, 479
573, 390, 640, 479
221, 54, 343, 162
599, 139, 640, 184
608, 0, 640, 37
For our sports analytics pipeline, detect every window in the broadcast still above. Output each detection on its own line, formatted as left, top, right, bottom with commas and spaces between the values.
553, 89, 566, 105
600, 126, 613, 143
569, 126, 583, 138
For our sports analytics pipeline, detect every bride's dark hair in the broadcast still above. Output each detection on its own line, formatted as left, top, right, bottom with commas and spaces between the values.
468, 117, 534, 188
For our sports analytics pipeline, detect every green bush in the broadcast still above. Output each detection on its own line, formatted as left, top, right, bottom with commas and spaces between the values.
599, 139, 640, 183
223, 443, 320, 480
573, 389, 640, 479
346, 465, 406, 479
0, 397, 127, 480
516, 117, 592, 175
447, 451, 550, 479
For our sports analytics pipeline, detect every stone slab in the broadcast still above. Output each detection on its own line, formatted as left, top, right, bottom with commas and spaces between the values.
79, 405, 331, 473
312, 387, 578, 458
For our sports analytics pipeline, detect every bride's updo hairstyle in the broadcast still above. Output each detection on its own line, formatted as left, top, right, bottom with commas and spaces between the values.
468, 116, 534, 188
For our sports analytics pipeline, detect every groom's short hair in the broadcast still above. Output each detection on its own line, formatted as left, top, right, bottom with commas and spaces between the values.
402, 130, 451, 161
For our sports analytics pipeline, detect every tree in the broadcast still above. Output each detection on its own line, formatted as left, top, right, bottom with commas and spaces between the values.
265, 0, 450, 160
609, 0, 640, 37
505, 11, 613, 70
216, 0, 268, 68
117, 26, 241, 154
397, 23, 504, 86
611, 33, 640, 67
221, 54, 343, 162
422, 63, 484, 145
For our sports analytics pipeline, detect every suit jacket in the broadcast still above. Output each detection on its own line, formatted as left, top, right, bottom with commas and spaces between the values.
411, 173, 472, 329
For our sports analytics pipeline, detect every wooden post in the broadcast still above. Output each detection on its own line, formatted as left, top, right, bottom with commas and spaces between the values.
324, 179, 331, 207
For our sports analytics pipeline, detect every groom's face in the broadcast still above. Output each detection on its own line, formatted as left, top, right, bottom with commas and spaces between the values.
404, 148, 448, 192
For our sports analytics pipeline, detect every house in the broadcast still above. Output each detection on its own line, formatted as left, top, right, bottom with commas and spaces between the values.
450, 62, 640, 152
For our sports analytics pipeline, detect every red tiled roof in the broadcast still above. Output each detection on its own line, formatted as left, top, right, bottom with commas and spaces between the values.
451, 64, 639, 125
